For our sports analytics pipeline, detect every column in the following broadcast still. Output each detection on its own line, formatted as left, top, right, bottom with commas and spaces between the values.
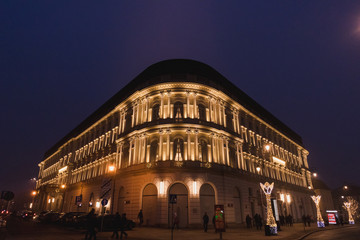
167, 91, 171, 119
122, 110, 126, 133
222, 103, 226, 127
128, 138, 133, 166
216, 136, 221, 163
166, 129, 171, 160
186, 128, 191, 160
159, 129, 163, 161
221, 136, 225, 164
136, 100, 140, 125
236, 111, 240, 134
186, 91, 190, 118
236, 142, 241, 169
208, 97, 212, 122
160, 92, 164, 119
214, 100, 218, 124
195, 130, 199, 160
131, 104, 135, 127
118, 143, 123, 168
146, 135, 150, 163
225, 138, 230, 166
118, 111, 122, 134
145, 97, 149, 122
233, 110, 237, 132
194, 93, 197, 119
240, 143, 245, 170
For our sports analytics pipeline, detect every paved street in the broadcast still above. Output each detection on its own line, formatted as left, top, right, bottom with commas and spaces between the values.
1, 217, 358, 240
302, 225, 360, 240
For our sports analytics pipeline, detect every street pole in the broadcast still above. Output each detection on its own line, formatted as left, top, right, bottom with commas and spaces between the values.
111, 173, 116, 214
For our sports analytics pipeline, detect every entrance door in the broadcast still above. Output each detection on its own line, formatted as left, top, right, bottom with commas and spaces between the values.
200, 184, 215, 221
233, 187, 242, 223
142, 184, 158, 226
168, 183, 188, 228
117, 187, 125, 214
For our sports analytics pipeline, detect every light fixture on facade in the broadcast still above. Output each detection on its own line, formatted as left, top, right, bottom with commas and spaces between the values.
344, 185, 348, 190
61, 184, 66, 189
29, 203, 33, 209
52, 198, 55, 203
108, 165, 115, 172
313, 173, 317, 177
264, 145, 270, 151
280, 193, 285, 202
286, 194, 291, 203
160, 181, 165, 195
272, 156, 285, 166
193, 181, 197, 195
308, 186, 312, 189
58, 166, 68, 173
341, 196, 344, 199
31, 191, 37, 196
96, 201, 100, 208
256, 166, 261, 173
48, 199, 51, 204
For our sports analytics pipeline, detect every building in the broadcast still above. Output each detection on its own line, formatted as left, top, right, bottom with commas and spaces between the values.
35, 59, 315, 227
312, 177, 335, 219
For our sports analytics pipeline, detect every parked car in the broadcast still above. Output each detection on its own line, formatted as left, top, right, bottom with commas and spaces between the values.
96, 214, 135, 232
59, 212, 86, 226
39, 211, 60, 223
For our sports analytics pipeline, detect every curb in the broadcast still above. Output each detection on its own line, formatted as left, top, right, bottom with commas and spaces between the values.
297, 225, 352, 240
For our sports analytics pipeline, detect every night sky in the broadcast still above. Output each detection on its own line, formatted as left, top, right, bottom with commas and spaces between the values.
1, 1, 360, 204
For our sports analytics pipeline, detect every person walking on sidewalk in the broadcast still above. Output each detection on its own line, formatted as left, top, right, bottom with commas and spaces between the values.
137, 209, 143, 227
202, 212, 209, 232
85, 208, 97, 240
120, 213, 128, 240
111, 212, 121, 239
246, 214, 252, 228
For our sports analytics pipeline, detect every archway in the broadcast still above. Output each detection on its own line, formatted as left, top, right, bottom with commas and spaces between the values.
168, 183, 188, 228
200, 184, 215, 222
233, 187, 243, 223
142, 184, 158, 226
117, 187, 125, 214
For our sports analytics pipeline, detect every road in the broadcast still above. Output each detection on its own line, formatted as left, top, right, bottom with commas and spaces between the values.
304, 225, 360, 240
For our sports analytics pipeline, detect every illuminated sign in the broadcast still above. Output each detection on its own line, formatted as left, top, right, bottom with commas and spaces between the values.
58, 166, 68, 173
328, 213, 336, 224
272, 157, 285, 166
214, 204, 225, 232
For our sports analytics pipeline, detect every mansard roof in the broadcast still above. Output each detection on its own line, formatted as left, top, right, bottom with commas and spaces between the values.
44, 59, 303, 159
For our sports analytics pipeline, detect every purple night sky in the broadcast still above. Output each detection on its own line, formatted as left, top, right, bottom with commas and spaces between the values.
1, 1, 360, 204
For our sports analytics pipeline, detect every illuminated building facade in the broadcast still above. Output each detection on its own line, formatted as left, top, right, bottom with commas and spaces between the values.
35, 59, 315, 227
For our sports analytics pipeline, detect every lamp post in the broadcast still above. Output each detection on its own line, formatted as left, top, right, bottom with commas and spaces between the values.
344, 202, 355, 224
260, 182, 277, 235
311, 195, 325, 227
108, 165, 116, 214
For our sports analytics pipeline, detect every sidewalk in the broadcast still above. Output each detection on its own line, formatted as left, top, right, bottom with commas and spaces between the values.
95, 223, 339, 240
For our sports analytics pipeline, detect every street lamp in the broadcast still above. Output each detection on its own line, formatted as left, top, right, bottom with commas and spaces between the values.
260, 182, 277, 235
264, 145, 270, 151
108, 165, 116, 214
61, 184, 66, 189
344, 185, 348, 190
312, 173, 317, 177
311, 195, 325, 228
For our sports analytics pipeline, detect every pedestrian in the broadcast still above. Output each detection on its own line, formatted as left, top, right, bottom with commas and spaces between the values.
212, 215, 217, 233
172, 212, 179, 229
137, 209, 143, 227
111, 212, 121, 239
302, 215, 306, 227
120, 213, 128, 240
306, 215, 311, 227
203, 212, 209, 232
85, 208, 97, 240
246, 214, 252, 228
339, 214, 344, 226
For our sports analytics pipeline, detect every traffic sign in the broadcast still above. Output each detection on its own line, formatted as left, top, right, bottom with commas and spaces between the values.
169, 194, 177, 204
75, 195, 82, 204
101, 198, 108, 206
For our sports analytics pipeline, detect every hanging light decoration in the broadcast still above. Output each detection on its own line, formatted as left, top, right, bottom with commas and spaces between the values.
344, 202, 355, 224
260, 182, 277, 235
311, 195, 325, 227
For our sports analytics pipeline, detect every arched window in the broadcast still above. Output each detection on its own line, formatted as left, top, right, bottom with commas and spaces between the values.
152, 104, 160, 121
150, 140, 158, 163
198, 104, 206, 121
199, 139, 208, 162
173, 138, 184, 161
174, 101, 183, 119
